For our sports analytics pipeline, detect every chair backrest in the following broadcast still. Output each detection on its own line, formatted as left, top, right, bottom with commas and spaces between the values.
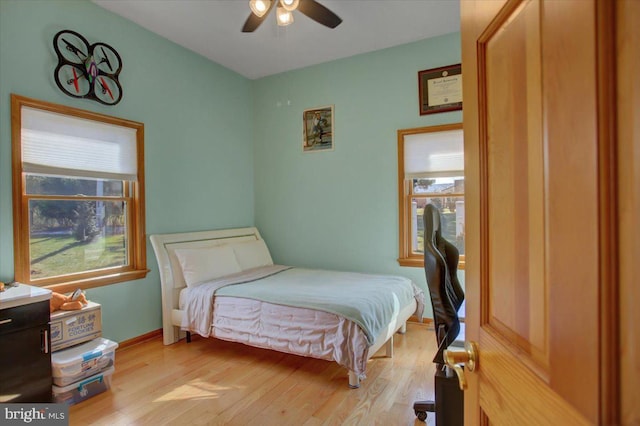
423, 204, 465, 365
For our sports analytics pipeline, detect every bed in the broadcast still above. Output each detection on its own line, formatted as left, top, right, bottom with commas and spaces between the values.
150, 227, 424, 388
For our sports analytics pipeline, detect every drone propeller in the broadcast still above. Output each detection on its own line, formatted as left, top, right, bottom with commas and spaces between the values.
242, 1, 276, 32
97, 77, 115, 100
242, 0, 341, 32
297, 0, 342, 29
98, 47, 114, 72
68, 67, 80, 93
62, 37, 87, 59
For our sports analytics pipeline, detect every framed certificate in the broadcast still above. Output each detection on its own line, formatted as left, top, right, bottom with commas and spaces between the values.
418, 64, 462, 115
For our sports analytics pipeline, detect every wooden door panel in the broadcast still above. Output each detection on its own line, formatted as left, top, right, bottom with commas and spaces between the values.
483, 0, 547, 366
542, 1, 600, 419
478, 330, 587, 425
618, 1, 640, 423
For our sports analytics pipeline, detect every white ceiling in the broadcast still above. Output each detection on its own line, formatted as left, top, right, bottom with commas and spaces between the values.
91, 0, 461, 80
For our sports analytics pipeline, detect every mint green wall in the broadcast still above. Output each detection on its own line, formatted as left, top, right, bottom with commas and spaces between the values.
253, 33, 463, 309
1, 0, 462, 342
0, 0, 254, 342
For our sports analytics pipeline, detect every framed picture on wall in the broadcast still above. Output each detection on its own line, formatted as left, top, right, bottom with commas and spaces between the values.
418, 64, 462, 115
303, 105, 334, 152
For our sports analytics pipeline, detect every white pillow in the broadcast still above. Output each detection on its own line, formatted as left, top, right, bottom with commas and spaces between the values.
174, 245, 242, 287
231, 239, 273, 271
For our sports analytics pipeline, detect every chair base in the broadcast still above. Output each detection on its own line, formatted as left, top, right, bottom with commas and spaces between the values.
413, 400, 435, 422
414, 368, 464, 425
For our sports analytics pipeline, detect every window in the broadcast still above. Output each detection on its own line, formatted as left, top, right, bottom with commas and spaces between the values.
397, 123, 465, 267
11, 95, 148, 292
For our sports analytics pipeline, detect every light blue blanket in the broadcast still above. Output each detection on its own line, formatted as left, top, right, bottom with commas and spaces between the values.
212, 266, 423, 345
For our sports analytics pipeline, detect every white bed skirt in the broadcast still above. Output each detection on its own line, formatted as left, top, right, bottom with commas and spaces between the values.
172, 295, 417, 387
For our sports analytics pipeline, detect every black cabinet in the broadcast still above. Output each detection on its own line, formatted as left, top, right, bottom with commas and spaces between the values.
0, 299, 52, 403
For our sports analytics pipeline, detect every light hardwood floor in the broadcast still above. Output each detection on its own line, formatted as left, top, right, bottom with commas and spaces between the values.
69, 322, 437, 426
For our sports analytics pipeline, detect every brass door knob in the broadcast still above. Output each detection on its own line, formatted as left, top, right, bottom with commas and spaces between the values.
444, 341, 479, 390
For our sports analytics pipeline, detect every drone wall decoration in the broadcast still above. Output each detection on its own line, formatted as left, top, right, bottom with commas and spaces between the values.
53, 30, 123, 106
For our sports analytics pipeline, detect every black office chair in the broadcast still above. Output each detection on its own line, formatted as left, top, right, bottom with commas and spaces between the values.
413, 204, 465, 424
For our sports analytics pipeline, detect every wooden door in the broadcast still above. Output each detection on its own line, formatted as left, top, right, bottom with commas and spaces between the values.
617, 1, 640, 424
461, 0, 618, 424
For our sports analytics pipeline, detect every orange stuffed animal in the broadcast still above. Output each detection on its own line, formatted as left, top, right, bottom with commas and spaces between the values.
50, 289, 88, 313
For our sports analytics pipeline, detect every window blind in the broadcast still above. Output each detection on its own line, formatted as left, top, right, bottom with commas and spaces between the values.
21, 106, 138, 181
404, 128, 464, 179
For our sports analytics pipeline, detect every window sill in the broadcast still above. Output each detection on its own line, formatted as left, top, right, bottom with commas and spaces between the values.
397, 257, 465, 270
42, 269, 150, 294
397, 258, 424, 268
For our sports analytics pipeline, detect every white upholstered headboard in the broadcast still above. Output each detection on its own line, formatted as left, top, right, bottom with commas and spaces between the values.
150, 227, 265, 344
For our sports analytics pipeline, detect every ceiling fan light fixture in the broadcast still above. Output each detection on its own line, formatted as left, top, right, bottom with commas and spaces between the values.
276, 6, 294, 26
249, 0, 271, 18
280, 0, 299, 12
242, 0, 341, 32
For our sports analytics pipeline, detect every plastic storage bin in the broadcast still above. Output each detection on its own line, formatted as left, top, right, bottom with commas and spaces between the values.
52, 366, 114, 405
51, 338, 118, 386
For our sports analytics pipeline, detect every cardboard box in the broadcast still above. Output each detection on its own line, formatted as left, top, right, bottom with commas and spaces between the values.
50, 302, 102, 352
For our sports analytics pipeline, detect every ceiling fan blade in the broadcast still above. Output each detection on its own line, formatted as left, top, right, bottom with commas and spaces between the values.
297, 0, 342, 29
242, 1, 276, 32
242, 14, 265, 32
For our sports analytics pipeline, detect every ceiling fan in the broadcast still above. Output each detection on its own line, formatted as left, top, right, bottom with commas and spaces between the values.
242, 0, 343, 32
